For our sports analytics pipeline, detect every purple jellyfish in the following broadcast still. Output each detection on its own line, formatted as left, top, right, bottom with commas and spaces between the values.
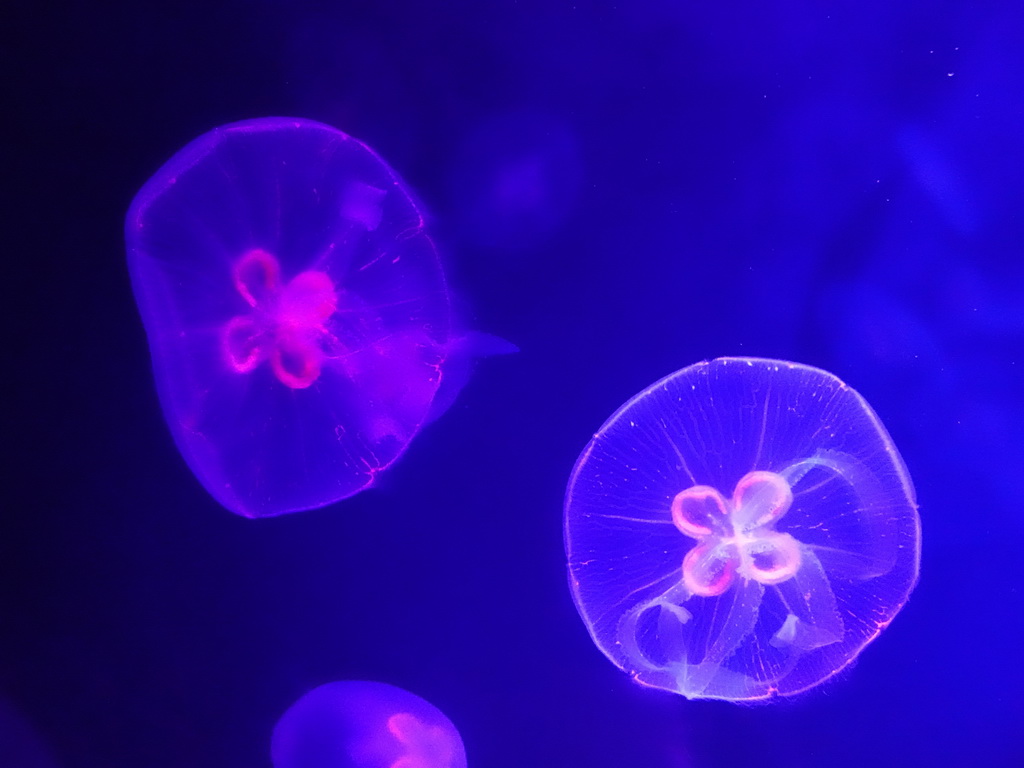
126, 118, 470, 518
272, 681, 467, 768
564, 357, 921, 701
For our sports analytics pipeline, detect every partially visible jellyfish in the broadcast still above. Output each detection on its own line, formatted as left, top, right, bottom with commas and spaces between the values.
564, 357, 921, 701
126, 118, 480, 518
272, 681, 467, 768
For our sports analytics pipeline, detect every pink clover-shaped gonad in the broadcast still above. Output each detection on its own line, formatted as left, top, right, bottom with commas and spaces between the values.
387, 712, 457, 768
671, 470, 802, 597
222, 249, 339, 389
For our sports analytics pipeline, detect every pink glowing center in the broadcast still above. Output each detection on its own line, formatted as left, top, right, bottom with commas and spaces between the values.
222, 249, 339, 389
386, 712, 456, 768
671, 471, 802, 597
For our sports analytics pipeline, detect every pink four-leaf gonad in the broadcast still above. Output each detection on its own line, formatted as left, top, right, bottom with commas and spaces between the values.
672, 470, 802, 597
222, 248, 339, 389
387, 712, 456, 768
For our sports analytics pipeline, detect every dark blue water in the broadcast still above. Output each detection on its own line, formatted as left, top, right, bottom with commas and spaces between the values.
5, 1, 1023, 766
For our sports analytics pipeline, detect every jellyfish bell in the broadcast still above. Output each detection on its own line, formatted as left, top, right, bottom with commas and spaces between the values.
564, 357, 920, 702
126, 117, 505, 518
271, 681, 467, 768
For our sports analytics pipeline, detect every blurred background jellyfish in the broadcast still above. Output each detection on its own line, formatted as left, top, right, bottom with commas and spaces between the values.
564, 357, 920, 702
446, 111, 582, 256
126, 118, 472, 519
272, 681, 467, 768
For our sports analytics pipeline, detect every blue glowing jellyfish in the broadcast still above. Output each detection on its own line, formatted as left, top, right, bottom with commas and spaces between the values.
564, 357, 921, 701
126, 118, 462, 518
272, 681, 467, 768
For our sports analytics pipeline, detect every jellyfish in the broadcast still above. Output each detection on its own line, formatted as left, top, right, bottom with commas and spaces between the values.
272, 681, 467, 768
564, 357, 921, 702
447, 111, 582, 253
126, 118, 474, 518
